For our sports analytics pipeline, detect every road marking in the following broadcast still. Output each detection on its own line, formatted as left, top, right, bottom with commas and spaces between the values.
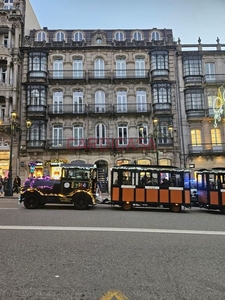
0, 226, 225, 235
100, 290, 129, 300
0, 208, 19, 210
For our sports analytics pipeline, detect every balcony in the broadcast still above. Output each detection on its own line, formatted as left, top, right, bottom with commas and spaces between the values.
112, 69, 149, 83
203, 74, 225, 85
48, 70, 86, 84
114, 103, 151, 115
44, 137, 174, 152
48, 104, 87, 116
88, 104, 113, 116
188, 143, 225, 155
150, 69, 169, 81
186, 108, 205, 120
26, 140, 46, 150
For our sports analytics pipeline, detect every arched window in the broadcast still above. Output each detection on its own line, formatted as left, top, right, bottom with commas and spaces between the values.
94, 58, 104, 78
118, 123, 128, 145
53, 59, 63, 79
55, 31, 65, 41
136, 90, 147, 112
36, 31, 46, 41
74, 31, 83, 41
133, 31, 142, 41
115, 31, 124, 41
95, 90, 105, 113
138, 123, 148, 145
135, 57, 145, 77
95, 123, 106, 145
151, 31, 160, 40
117, 91, 127, 112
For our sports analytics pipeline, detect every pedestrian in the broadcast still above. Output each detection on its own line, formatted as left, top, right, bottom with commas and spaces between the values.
96, 180, 102, 196
13, 175, 21, 193
0, 175, 4, 196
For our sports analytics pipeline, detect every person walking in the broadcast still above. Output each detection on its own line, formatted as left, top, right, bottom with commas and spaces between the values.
0, 175, 4, 196
13, 175, 21, 194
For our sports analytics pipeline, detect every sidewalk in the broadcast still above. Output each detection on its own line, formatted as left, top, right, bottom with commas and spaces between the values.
0, 195, 19, 200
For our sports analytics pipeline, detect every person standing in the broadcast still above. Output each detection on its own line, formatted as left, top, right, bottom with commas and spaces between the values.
0, 175, 4, 196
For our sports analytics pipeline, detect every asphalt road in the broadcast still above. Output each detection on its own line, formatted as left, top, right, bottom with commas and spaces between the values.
0, 197, 225, 300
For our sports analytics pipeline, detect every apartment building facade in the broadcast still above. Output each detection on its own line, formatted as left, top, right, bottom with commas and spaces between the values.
20, 28, 180, 190
0, 0, 40, 179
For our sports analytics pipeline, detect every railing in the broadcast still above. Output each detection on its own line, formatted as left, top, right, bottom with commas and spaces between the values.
43, 137, 173, 151
47, 103, 151, 115
188, 143, 225, 155
47, 69, 149, 81
203, 74, 225, 84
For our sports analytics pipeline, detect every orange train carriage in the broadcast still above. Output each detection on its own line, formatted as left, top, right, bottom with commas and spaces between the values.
196, 168, 225, 214
110, 164, 191, 212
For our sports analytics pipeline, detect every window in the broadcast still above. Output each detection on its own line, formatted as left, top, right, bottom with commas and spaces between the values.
73, 58, 83, 78
116, 58, 126, 78
73, 125, 84, 146
53, 91, 63, 113
55, 31, 65, 41
53, 59, 63, 79
205, 63, 215, 81
153, 84, 171, 103
4, 0, 13, 9
151, 51, 169, 76
74, 31, 83, 41
136, 90, 147, 112
36, 31, 46, 42
115, 31, 124, 41
29, 52, 47, 77
94, 58, 104, 78
73, 91, 83, 113
96, 123, 106, 145
53, 125, 63, 146
138, 124, 148, 145
191, 129, 201, 146
96, 38, 102, 44
27, 85, 47, 108
29, 121, 46, 147
0, 67, 7, 83
135, 58, 145, 77
117, 91, 127, 112
95, 91, 105, 113
133, 31, 142, 41
118, 124, 128, 145
4, 35, 8, 47
211, 128, 221, 145
158, 123, 169, 144
151, 31, 160, 40
185, 89, 205, 110
183, 58, 202, 76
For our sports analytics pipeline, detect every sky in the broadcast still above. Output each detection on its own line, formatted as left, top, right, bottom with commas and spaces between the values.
29, 0, 225, 44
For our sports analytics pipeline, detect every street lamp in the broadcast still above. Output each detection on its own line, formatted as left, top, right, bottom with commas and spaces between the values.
5, 111, 18, 196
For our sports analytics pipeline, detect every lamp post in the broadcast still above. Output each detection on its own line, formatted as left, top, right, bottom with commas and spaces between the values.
5, 111, 18, 196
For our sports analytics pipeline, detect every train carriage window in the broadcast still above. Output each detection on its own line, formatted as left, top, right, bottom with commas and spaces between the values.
184, 173, 190, 188
112, 171, 119, 185
122, 171, 132, 185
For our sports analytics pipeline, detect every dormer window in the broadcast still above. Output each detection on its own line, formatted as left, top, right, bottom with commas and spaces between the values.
74, 31, 83, 41
55, 31, 65, 42
151, 31, 160, 41
36, 31, 46, 42
115, 31, 124, 41
96, 38, 102, 44
133, 31, 142, 41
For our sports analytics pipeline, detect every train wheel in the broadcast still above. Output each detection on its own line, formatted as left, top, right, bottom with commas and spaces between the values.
220, 207, 225, 214
122, 202, 132, 211
74, 193, 89, 210
24, 195, 39, 209
170, 204, 181, 213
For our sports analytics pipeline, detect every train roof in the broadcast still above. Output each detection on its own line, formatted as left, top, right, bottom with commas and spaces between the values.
111, 164, 190, 172
61, 163, 97, 169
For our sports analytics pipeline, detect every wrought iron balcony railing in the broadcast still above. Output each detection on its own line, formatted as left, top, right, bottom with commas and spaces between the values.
188, 143, 225, 155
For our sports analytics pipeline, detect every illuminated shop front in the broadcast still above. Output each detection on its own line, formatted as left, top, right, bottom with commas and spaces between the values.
45, 159, 69, 179
28, 161, 44, 178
